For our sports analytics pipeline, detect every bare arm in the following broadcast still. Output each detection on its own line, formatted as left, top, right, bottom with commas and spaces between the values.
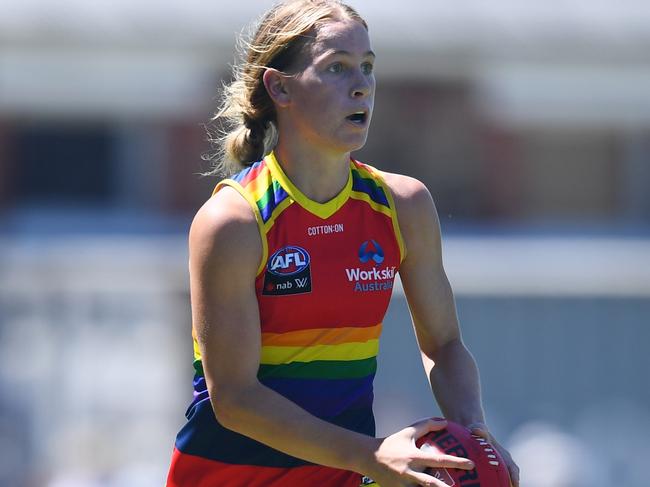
385, 173, 519, 486
385, 174, 485, 425
189, 186, 474, 487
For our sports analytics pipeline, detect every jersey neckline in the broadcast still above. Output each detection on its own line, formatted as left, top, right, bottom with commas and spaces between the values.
265, 151, 353, 220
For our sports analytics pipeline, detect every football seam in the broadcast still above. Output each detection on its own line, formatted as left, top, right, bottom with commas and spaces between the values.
471, 434, 501, 467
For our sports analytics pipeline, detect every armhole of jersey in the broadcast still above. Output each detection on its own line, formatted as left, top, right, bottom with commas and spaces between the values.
214, 179, 268, 278
376, 175, 407, 264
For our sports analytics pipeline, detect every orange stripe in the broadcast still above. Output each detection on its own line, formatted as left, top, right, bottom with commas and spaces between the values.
262, 323, 382, 347
242, 164, 270, 189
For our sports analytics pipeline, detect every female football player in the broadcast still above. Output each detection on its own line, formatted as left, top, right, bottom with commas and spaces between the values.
167, 1, 519, 486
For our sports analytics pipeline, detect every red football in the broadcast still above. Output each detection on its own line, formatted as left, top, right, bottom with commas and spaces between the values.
415, 420, 511, 487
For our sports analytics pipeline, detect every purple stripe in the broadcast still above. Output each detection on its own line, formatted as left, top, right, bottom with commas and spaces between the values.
192, 376, 209, 404
261, 375, 375, 417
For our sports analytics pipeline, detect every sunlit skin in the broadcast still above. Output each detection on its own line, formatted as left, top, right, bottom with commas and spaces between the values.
186, 14, 520, 487
263, 19, 375, 203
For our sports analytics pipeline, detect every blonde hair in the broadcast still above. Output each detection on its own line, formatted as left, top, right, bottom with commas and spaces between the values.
203, 0, 368, 176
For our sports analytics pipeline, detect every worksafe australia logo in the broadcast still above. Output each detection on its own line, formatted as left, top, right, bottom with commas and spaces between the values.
358, 239, 384, 264
345, 240, 395, 293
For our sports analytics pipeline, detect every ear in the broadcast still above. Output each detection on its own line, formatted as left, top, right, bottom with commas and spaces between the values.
263, 68, 291, 108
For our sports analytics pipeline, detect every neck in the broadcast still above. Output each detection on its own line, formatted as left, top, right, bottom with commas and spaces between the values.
273, 137, 351, 204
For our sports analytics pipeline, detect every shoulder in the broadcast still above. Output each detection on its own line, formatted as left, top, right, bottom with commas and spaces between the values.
379, 171, 431, 200
377, 171, 442, 262
352, 160, 434, 216
379, 171, 437, 225
189, 184, 262, 274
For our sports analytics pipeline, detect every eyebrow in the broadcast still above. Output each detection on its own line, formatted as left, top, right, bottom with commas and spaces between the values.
322, 49, 376, 59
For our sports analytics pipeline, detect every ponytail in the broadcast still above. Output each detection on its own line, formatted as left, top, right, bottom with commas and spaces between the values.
202, 74, 277, 177
223, 117, 277, 169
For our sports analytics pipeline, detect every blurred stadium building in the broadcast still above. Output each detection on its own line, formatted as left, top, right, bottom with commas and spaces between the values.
1, 1, 649, 486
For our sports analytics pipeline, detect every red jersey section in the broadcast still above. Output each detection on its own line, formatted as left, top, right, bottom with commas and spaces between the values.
258, 197, 401, 333
168, 152, 405, 487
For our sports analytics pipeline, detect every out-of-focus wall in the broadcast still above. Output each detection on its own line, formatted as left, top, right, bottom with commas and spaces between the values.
1, 2, 649, 486
2, 0, 650, 225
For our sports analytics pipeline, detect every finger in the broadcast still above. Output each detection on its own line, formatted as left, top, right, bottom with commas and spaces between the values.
406, 469, 449, 487
508, 462, 520, 487
487, 442, 518, 487
417, 452, 475, 471
405, 417, 448, 439
482, 437, 520, 486
466, 422, 490, 439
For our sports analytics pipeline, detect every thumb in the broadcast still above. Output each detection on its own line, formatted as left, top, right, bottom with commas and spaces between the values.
466, 422, 490, 440
407, 417, 448, 439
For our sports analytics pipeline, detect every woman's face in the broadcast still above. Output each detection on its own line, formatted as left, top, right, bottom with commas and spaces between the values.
282, 19, 376, 155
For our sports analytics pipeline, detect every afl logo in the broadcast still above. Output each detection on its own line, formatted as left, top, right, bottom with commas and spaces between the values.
263, 245, 312, 296
268, 246, 311, 276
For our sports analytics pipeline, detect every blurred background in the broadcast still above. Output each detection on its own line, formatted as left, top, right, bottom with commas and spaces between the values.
1, 0, 649, 486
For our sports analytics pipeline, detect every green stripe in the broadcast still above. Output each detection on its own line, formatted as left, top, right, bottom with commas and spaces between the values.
193, 359, 204, 377
255, 181, 275, 214
194, 356, 377, 380
351, 169, 382, 193
258, 357, 377, 380
351, 169, 390, 207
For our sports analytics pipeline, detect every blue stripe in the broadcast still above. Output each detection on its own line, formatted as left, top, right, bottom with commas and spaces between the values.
274, 181, 289, 208
260, 375, 374, 417
175, 398, 375, 467
193, 375, 207, 394
351, 170, 390, 208
259, 180, 290, 223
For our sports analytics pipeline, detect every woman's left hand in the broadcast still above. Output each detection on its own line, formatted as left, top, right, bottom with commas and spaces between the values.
466, 422, 520, 487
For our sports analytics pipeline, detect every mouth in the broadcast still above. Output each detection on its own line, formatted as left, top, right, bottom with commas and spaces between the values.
346, 110, 369, 125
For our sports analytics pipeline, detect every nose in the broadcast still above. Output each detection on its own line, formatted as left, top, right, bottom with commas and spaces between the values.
351, 86, 369, 98
350, 69, 372, 98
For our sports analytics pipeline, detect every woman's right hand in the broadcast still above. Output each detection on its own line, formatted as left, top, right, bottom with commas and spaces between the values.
364, 418, 475, 487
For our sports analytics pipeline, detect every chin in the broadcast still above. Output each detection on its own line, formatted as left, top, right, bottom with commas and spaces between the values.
350, 139, 369, 154
312, 130, 369, 155
338, 134, 370, 154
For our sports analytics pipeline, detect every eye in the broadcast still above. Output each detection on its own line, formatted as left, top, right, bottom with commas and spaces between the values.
328, 62, 344, 73
361, 62, 374, 75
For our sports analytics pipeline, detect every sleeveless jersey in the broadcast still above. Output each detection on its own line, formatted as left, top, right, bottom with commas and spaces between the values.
167, 152, 405, 487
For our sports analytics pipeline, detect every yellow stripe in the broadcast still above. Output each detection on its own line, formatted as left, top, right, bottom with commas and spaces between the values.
244, 165, 273, 202
261, 339, 380, 365
193, 336, 201, 361
213, 179, 269, 277
262, 323, 382, 347
349, 191, 393, 218
377, 177, 407, 263
266, 151, 353, 220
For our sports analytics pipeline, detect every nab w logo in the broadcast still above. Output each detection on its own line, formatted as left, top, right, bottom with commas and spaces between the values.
268, 246, 310, 276
263, 245, 312, 296
358, 239, 384, 264
294, 277, 309, 288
